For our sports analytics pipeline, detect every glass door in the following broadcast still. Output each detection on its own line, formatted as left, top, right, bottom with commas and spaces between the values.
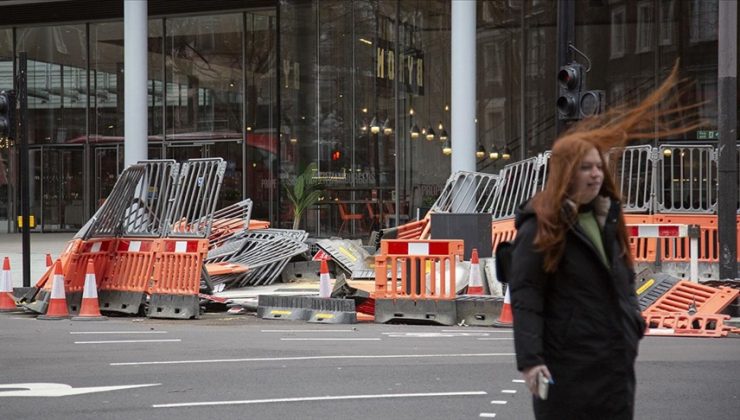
28, 146, 85, 232
93, 145, 123, 210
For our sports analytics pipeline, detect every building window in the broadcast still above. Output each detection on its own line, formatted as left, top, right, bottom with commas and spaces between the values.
659, 0, 675, 46
636, 1, 653, 53
690, 0, 718, 44
610, 6, 626, 59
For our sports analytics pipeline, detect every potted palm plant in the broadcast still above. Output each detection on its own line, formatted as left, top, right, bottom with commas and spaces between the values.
285, 162, 324, 230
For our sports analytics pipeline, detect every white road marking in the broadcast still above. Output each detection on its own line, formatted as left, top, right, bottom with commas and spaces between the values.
479, 414, 497, 418
383, 332, 490, 338
260, 329, 356, 333
111, 352, 516, 366
501, 390, 517, 394
476, 338, 514, 341
0, 383, 159, 397
491, 400, 508, 404
75, 339, 182, 344
153, 391, 487, 408
512, 379, 525, 383
280, 338, 381, 341
70, 331, 168, 334
441, 329, 511, 333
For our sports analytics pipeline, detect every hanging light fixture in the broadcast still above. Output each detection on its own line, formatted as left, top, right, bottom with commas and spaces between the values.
370, 116, 380, 134
410, 123, 420, 139
502, 145, 512, 160
442, 139, 452, 155
425, 125, 436, 141
439, 128, 449, 141
382, 118, 393, 135
476, 143, 486, 159
662, 148, 672, 157
360, 119, 368, 132
489, 144, 500, 160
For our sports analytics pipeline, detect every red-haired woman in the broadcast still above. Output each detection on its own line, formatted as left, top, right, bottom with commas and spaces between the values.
508, 62, 699, 419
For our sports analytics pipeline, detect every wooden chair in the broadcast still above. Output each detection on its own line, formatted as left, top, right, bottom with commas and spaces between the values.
338, 202, 364, 235
366, 202, 380, 229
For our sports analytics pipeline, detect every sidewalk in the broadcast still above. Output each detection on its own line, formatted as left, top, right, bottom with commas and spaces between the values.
0, 233, 76, 288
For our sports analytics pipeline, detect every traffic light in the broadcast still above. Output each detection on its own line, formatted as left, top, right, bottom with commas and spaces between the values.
557, 63, 584, 120
556, 63, 605, 120
0, 90, 16, 140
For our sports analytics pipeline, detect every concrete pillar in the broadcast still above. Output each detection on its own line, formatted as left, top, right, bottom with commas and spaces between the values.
450, 0, 476, 174
124, 0, 148, 167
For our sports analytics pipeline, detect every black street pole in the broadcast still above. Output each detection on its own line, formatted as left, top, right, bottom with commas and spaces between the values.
18, 52, 30, 288
717, 1, 738, 279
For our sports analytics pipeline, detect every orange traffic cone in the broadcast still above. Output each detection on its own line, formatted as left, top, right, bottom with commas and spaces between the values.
466, 249, 485, 295
0, 257, 17, 312
493, 286, 513, 327
45, 254, 53, 267
38, 260, 69, 320
319, 258, 331, 298
72, 259, 106, 321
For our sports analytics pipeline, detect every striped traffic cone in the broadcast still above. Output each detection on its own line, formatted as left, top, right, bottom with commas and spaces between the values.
72, 259, 106, 321
45, 253, 53, 268
466, 249, 485, 295
0, 257, 17, 312
493, 286, 513, 327
319, 258, 331, 298
38, 260, 70, 320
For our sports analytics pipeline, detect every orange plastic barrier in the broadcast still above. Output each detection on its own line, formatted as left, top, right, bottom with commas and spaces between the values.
102, 238, 158, 292
396, 218, 429, 240
643, 312, 731, 337
63, 238, 117, 299
150, 238, 209, 295
652, 214, 717, 263
33, 239, 83, 291
248, 219, 271, 230
374, 239, 464, 300
644, 280, 739, 314
491, 218, 517, 252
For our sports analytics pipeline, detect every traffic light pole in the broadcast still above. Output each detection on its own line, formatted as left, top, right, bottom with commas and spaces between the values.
556, 0, 574, 137
17, 52, 30, 288
718, 1, 738, 279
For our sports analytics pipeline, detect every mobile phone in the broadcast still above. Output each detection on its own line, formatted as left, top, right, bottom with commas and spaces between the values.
537, 371, 550, 400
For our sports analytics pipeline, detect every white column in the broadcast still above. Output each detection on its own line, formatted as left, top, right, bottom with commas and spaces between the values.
124, 0, 148, 167
450, 0, 476, 174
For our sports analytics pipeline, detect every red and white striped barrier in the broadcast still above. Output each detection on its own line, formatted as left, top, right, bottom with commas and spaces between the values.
627, 223, 697, 282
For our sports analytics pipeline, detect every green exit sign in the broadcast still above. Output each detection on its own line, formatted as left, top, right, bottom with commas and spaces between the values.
696, 130, 719, 139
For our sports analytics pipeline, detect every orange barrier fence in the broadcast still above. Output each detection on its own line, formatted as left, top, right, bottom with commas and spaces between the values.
644, 280, 739, 314
396, 218, 429, 240
375, 239, 464, 300
643, 312, 731, 337
491, 214, 740, 266
150, 238, 208, 295
98, 238, 158, 314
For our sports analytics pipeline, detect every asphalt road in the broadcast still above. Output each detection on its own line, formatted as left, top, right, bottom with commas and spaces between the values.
1, 312, 738, 420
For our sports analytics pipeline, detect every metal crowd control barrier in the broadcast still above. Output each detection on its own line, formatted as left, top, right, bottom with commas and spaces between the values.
316, 238, 373, 279
167, 158, 226, 238
656, 145, 717, 213
490, 155, 547, 220
612, 145, 654, 213
84, 165, 147, 239
430, 171, 500, 214
205, 229, 308, 288
207, 199, 253, 249
148, 238, 209, 319
121, 160, 179, 237
374, 239, 464, 325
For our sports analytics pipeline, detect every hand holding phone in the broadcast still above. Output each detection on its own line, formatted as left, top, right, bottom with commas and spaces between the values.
537, 371, 551, 400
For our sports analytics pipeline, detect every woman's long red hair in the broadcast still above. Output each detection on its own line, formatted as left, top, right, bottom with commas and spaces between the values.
531, 62, 702, 272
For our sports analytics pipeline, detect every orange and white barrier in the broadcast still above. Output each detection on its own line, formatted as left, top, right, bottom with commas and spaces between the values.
375, 239, 464, 300
627, 223, 698, 282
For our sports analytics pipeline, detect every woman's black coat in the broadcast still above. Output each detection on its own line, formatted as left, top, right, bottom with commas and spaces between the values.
509, 197, 646, 419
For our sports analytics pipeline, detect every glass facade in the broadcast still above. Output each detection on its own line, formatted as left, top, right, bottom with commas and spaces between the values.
0, 0, 733, 236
